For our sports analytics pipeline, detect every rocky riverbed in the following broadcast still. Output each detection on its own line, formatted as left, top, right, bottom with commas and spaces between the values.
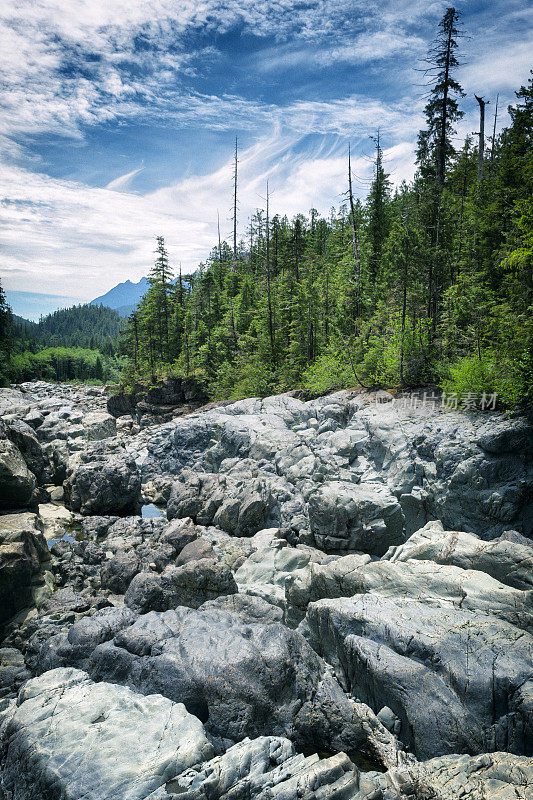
0, 381, 532, 799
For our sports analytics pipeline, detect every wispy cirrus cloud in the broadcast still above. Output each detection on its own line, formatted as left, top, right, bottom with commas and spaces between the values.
0, 0, 531, 318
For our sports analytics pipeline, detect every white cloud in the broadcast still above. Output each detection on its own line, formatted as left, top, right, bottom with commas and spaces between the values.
106, 167, 145, 191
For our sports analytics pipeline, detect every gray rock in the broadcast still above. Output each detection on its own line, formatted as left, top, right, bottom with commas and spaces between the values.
0, 514, 50, 627
306, 594, 533, 759
0, 440, 36, 509
158, 518, 198, 554
100, 550, 141, 594
159, 736, 363, 800
41, 605, 404, 768
0, 648, 31, 699
82, 410, 117, 441
386, 519, 533, 590
308, 481, 405, 555
176, 537, 217, 565
124, 560, 238, 613
4, 418, 48, 484
359, 752, 533, 800
286, 555, 533, 632
0, 668, 213, 800
64, 448, 141, 515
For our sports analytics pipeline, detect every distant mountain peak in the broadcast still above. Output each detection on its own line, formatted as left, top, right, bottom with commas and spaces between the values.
90, 277, 148, 316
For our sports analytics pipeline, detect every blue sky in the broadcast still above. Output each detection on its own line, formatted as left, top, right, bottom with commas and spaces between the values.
0, 0, 531, 319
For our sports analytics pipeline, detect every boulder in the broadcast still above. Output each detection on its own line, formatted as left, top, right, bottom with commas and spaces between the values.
308, 480, 405, 554
100, 550, 141, 594
64, 449, 141, 515
0, 513, 50, 627
4, 418, 48, 484
306, 594, 533, 760
124, 560, 238, 613
0, 668, 213, 800
82, 410, 117, 441
176, 537, 217, 565
0, 440, 36, 509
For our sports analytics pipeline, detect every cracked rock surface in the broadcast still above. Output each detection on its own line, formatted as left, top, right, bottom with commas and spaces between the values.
0, 384, 531, 799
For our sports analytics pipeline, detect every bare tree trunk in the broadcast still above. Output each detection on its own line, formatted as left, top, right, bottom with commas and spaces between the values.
348, 143, 361, 320
233, 137, 238, 263
490, 94, 499, 169
437, 22, 454, 187
265, 182, 274, 358
475, 95, 488, 184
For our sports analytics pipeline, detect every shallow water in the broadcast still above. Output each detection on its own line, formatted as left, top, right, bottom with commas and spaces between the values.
141, 503, 166, 519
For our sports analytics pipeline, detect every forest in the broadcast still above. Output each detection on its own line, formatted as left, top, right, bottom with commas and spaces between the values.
119, 12, 532, 407
1, 9, 531, 405
0, 303, 125, 384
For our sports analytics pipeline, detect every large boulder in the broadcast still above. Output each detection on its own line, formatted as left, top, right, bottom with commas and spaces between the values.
0, 440, 36, 509
0, 668, 213, 800
82, 410, 117, 441
37, 605, 404, 768
306, 594, 533, 760
124, 560, 238, 613
64, 448, 141, 515
308, 480, 405, 554
386, 519, 533, 590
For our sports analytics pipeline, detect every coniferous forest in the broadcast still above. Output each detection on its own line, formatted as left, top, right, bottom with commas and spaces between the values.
120, 12, 532, 407
1, 9, 532, 405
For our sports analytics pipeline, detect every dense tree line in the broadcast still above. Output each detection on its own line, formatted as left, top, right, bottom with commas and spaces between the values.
120, 11, 531, 407
15, 304, 124, 354
0, 301, 125, 385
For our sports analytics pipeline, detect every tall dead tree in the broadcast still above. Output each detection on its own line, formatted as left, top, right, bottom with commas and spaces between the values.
265, 181, 275, 357
233, 137, 238, 262
475, 95, 489, 183
347, 143, 361, 320
490, 93, 499, 168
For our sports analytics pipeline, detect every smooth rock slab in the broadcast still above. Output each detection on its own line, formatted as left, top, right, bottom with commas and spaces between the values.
308, 480, 405, 555
305, 594, 533, 760
385, 519, 533, 590
0, 667, 213, 800
286, 555, 533, 631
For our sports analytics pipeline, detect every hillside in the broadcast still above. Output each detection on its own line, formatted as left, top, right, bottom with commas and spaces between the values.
90, 278, 149, 316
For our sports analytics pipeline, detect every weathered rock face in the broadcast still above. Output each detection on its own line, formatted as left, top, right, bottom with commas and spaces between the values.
107, 377, 208, 420
305, 594, 533, 760
386, 518, 533, 590
82, 410, 117, 441
0, 513, 50, 627
0, 384, 531, 799
286, 553, 533, 631
308, 480, 405, 554
0, 439, 36, 509
124, 560, 238, 612
64, 447, 141, 515
33, 602, 403, 769
0, 668, 213, 800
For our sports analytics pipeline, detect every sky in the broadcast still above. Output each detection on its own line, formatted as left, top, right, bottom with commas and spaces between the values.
0, 0, 531, 319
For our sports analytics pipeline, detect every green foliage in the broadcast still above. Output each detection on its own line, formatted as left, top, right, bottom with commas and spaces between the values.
8, 347, 124, 383
441, 354, 527, 407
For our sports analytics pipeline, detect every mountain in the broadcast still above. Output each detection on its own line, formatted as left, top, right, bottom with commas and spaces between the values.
12, 304, 124, 350
90, 278, 148, 316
